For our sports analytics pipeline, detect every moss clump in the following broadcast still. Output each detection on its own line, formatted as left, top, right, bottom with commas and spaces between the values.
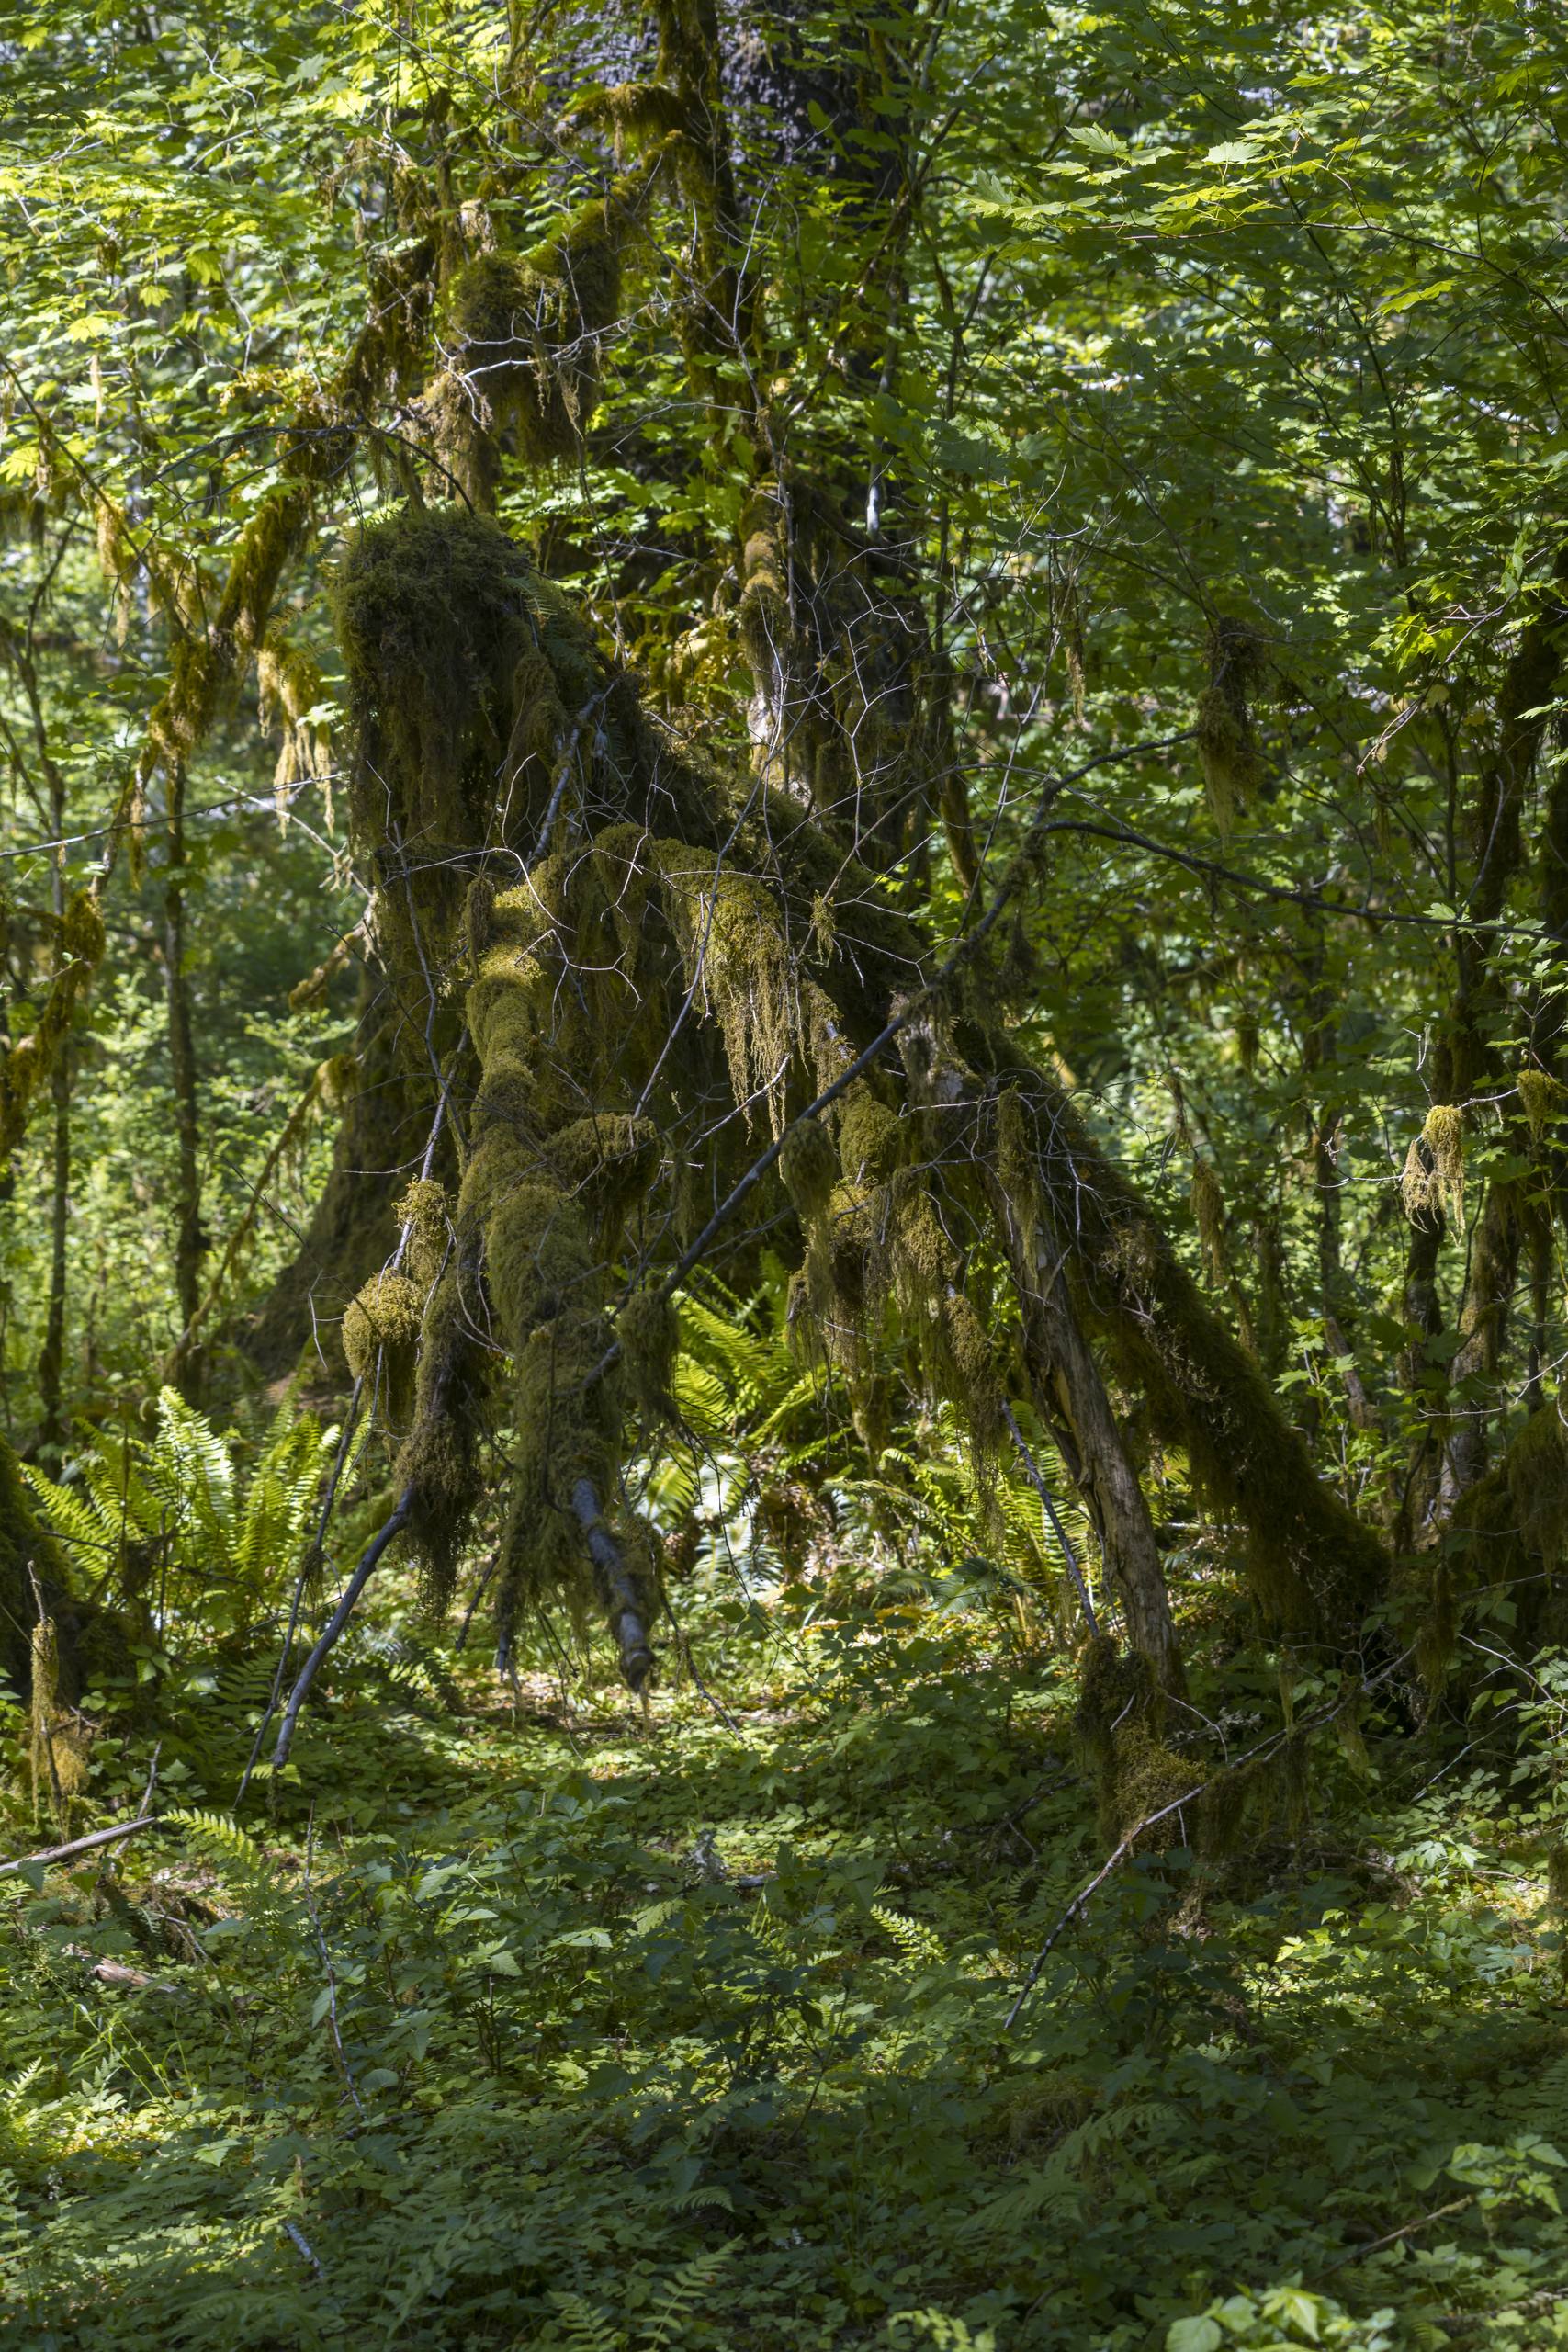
1403, 1102, 1464, 1227
547, 1114, 660, 1238
333, 503, 541, 847
486, 1182, 594, 1346
343, 1270, 425, 1428
1071, 1634, 1203, 1845
457, 1128, 536, 1233
780, 1116, 838, 1223
443, 198, 623, 467
570, 80, 692, 158
394, 1178, 452, 1291
838, 1086, 900, 1188
1191, 1156, 1225, 1280
1195, 619, 1269, 830
1109, 1723, 1205, 1848
1518, 1067, 1568, 1144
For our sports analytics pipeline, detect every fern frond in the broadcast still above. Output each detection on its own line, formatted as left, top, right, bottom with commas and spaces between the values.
641, 2245, 734, 2350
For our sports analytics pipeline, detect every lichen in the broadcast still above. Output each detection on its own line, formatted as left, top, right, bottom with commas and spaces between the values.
1402, 1102, 1465, 1227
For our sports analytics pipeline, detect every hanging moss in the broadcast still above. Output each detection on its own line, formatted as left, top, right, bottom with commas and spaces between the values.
394, 1264, 491, 1605
570, 80, 693, 159
781, 1115, 838, 1223
1506, 1401, 1568, 1566
1272, 1729, 1311, 1835
837, 1085, 901, 1187
1195, 619, 1269, 829
342, 1270, 425, 1428
1518, 1067, 1568, 1145
500, 1314, 624, 1623
1, 1435, 69, 1697
1403, 1102, 1464, 1227
1191, 1156, 1226, 1282
656, 844, 796, 1130
1194, 1759, 1256, 1872
617, 1283, 679, 1417
0, 888, 106, 1169
1416, 1556, 1459, 1702
937, 1292, 1008, 1457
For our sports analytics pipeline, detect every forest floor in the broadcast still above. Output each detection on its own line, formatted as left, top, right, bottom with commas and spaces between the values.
4, 1566, 1568, 2351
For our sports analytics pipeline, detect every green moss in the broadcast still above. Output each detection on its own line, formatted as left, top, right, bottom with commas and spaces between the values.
486, 1181, 594, 1347
655, 844, 795, 1132
0, 1435, 68, 1696
333, 503, 543, 851
499, 1312, 624, 1634
1195, 619, 1269, 829
837, 1086, 901, 1189
781, 1116, 838, 1223
443, 197, 623, 468
547, 1114, 660, 1239
1507, 1402, 1568, 1566
570, 80, 692, 157
342, 1270, 425, 1428
1518, 1067, 1568, 1144
394, 1265, 491, 1604
394, 1179, 452, 1291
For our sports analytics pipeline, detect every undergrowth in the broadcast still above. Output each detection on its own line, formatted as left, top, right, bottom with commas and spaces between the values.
4, 1527, 1568, 2350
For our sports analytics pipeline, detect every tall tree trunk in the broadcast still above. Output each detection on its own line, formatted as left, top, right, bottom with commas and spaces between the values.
163, 770, 205, 1400
36, 1039, 71, 1452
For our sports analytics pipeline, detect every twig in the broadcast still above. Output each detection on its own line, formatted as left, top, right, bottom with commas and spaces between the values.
661, 1590, 744, 1735
1322, 2196, 1472, 2271
271, 1488, 414, 1769
283, 2220, 324, 2278
0, 1814, 159, 1877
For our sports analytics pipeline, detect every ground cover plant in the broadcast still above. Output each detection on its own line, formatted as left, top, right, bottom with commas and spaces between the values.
5, 0, 1568, 2341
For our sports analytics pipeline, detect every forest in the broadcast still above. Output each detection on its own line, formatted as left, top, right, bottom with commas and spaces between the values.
3, 0, 1568, 2343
